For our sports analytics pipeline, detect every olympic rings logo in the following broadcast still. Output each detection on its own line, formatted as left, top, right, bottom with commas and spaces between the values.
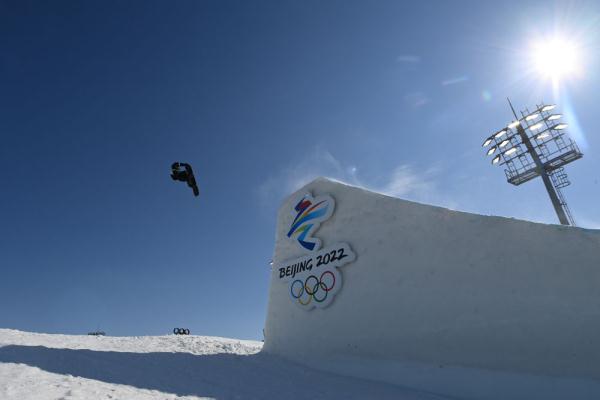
173, 328, 190, 335
277, 242, 356, 310
290, 270, 336, 306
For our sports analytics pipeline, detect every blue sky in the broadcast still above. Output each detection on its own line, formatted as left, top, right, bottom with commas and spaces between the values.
1, 1, 599, 339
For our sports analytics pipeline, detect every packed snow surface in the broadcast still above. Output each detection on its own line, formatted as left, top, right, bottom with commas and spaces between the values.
0, 329, 447, 400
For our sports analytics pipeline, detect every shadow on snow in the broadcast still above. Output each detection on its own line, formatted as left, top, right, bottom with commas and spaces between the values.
0, 345, 440, 400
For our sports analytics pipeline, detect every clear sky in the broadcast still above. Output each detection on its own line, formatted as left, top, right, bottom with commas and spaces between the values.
1, 1, 599, 340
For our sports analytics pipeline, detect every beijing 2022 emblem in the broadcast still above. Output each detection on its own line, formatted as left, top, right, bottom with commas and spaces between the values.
275, 193, 356, 310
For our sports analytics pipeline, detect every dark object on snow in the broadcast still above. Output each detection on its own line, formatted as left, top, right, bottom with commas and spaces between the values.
170, 162, 199, 197
173, 328, 190, 335
88, 331, 106, 336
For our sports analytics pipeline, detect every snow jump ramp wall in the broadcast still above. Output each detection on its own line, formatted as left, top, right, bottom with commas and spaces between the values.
263, 177, 600, 399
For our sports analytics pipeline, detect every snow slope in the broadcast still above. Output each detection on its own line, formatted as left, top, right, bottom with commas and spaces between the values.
0, 329, 448, 400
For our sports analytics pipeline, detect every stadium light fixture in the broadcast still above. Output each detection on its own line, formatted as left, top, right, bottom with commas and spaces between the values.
482, 99, 583, 226
529, 123, 543, 131
525, 113, 539, 121
541, 104, 556, 112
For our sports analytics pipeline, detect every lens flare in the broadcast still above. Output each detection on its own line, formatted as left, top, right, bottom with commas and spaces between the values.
561, 93, 588, 150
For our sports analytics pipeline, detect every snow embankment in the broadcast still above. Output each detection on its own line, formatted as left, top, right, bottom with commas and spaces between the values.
0, 329, 447, 400
264, 177, 600, 400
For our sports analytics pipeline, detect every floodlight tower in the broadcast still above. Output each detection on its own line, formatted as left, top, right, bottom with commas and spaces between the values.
482, 99, 583, 226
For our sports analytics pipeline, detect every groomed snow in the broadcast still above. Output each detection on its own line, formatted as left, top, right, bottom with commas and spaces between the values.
0, 329, 448, 400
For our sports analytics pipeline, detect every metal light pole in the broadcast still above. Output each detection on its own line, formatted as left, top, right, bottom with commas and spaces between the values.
506, 99, 570, 225
482, 99, 583, 226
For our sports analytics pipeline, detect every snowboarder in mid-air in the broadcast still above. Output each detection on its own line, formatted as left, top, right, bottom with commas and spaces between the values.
170, 162, 199, 197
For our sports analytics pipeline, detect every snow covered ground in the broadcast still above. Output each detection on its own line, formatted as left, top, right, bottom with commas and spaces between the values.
0, 329, 448, 400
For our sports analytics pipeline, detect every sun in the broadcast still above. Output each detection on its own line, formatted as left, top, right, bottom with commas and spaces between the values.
531, 36, 582, 80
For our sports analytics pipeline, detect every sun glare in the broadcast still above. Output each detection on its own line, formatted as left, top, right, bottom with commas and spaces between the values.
532, 36, 581, 80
